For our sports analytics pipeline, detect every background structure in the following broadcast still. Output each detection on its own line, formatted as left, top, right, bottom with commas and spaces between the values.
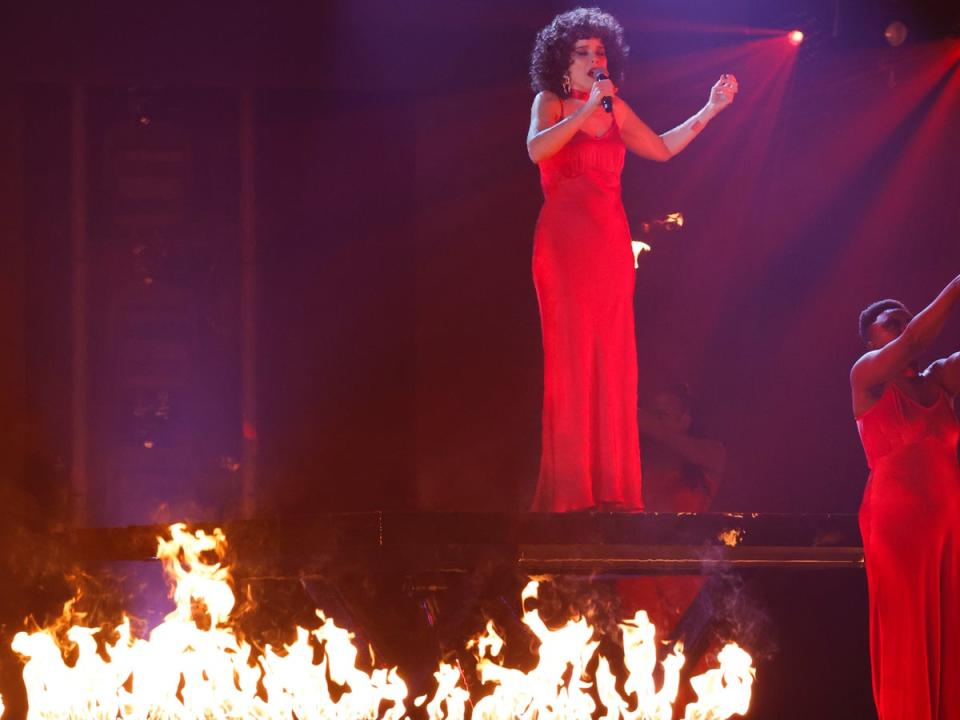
1, 2, 959, 717
4, 0, 959, 521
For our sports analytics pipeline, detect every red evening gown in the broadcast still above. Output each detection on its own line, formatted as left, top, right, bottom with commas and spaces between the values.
531, 110, 642, 512
857, 382, 960, 719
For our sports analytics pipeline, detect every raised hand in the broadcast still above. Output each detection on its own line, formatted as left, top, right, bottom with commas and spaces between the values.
708, 74, 738, 112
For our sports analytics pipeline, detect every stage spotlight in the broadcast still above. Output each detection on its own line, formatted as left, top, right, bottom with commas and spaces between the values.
787, 29, 804, 46
884, 21, 908, 47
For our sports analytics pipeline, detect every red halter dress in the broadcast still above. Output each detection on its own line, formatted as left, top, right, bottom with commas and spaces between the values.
857, 381, 960, 719
531, 102, 643, 512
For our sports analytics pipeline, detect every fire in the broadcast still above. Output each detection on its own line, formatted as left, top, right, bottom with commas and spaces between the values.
11, 524, 755, 719
11, 524, 408, 719
426, 581, 755, 720
632, 210, 684, 267
684, 643, 754, 719
631, 240, 653, 268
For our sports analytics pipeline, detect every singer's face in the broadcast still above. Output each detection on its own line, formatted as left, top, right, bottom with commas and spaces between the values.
568, 37, 608, 92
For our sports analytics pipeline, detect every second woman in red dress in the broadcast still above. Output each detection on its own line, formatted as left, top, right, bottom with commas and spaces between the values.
852, 276, 960, 719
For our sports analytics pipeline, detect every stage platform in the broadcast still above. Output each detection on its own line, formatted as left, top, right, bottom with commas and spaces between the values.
53, 511, 864, 576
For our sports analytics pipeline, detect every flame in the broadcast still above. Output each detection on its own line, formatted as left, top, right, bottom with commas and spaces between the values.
11, 525, 755, 719
632, 240, 652, 268
660, 211, 684, 228
431, 580, 754, 720
683, 643, 755, 719
632, 210, 684, 267
420, 662, 471, 720
11, 523, 409, 719
717, 528, 744, 547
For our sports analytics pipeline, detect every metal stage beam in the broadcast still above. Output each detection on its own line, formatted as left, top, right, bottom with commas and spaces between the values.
52, 511, 864, 574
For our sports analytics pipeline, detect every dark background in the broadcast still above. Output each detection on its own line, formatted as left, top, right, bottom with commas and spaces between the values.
3, 0, 959, 520
0, 2, 958, 717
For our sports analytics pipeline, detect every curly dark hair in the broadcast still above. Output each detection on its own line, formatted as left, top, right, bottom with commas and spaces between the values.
858, 299, 910, 343
529, 8, 630, 98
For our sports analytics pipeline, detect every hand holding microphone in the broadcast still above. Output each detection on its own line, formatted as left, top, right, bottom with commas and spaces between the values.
591, 71, 615, 113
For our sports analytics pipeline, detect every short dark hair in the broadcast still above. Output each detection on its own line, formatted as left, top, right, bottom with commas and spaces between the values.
858, 299, 909, 343
529, 8, 629, 98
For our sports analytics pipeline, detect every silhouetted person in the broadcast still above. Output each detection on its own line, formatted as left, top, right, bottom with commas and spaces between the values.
637, 383, 725, 512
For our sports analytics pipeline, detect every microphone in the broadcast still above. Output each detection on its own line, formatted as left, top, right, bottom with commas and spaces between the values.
594, 71, 613, 113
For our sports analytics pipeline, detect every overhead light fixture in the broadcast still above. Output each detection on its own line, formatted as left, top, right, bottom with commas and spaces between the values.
884, 21, 908, 47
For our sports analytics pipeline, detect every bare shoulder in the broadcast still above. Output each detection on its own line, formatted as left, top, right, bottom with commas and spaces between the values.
850, 352, 883, 416
923, 357, 959, 396
850, 349, 884, 388
924, 358, 947, 379
611, 95, 634, 119
530, 91, 562, 128
533, 90, 561, 111
849, 351, 870, 387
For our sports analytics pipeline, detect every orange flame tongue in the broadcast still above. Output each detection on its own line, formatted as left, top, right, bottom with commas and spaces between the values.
446, 580, 755, 720
463, 582, 688, 720
157, 523, 234, 628
11, 523, 410, 719
11, 525, 755, 719
683, 643, 755, 719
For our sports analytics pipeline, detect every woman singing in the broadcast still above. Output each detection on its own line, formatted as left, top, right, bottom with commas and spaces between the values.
851, 276, 960, 719
527, 8, 737, 511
